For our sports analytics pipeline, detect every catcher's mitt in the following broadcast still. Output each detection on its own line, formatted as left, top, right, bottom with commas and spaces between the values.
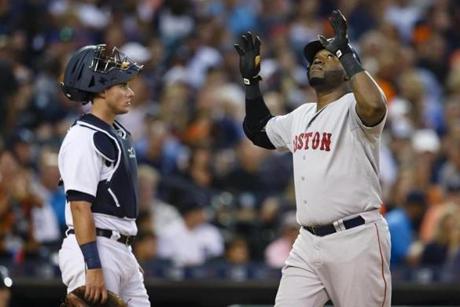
60, 286, 127, 307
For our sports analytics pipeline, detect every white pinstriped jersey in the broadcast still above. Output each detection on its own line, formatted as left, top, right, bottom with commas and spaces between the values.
266, 93, 386, 226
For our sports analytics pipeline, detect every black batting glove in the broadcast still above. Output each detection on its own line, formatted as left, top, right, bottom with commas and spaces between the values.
234, 32, 262, 85
318, 10, 353, 59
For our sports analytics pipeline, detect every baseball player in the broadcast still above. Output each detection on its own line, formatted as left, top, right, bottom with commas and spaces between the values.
234, 10, 391, 307
58, 44, 150, 306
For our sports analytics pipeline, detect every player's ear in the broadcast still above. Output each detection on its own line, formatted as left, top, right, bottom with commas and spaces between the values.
96, 90, 106, 99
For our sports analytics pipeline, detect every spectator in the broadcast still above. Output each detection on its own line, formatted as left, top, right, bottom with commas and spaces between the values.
133, 230, 159, 263
0, 60, 18, 135
224, 237, 251, 265
137, 164, 181, 236
439, 140, 460, 193
386, 190, 427, 266
218, 236, 253, 281
421, 167, 460, 243
219, 138, 270, 203
27, 54, 66, 127
384, 0, 425, 42
157, 194, 224, 267
136, 115, 186, 176
30, 148, 63, 246
448, 211, 460, 282
265, 211, 299, 268
420, 206, 457, 267
0, 150, 42, 262
7, 129, 36, 169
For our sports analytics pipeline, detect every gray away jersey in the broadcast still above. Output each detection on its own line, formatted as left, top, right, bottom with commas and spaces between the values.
266, 93, 386, 226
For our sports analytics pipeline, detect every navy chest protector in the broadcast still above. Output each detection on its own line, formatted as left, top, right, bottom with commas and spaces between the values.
76, 114, 138, 219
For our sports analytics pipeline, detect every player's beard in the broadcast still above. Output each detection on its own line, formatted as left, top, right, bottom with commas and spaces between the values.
309, 69, 346, 91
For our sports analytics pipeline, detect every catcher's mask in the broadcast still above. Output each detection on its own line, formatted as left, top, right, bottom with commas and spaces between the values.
61, 44, 143, 103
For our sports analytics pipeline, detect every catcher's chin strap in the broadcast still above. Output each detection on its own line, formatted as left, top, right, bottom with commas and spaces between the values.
60, 286, 128, 307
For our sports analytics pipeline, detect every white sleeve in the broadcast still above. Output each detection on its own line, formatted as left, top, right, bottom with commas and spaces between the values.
349, 99, 387, 140
265, 112, 295, 151
58, 129, 104, 197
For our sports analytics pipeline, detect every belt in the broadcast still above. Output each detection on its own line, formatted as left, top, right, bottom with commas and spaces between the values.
66, 228, 135, 246
303, 215, 365, 237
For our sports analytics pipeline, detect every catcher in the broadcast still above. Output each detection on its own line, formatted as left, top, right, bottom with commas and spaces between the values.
58, 44, 149, 306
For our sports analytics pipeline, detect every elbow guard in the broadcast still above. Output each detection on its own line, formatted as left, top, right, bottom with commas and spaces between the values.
243, 117, 275, 150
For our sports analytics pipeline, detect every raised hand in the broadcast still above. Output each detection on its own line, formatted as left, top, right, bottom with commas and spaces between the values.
234, 32, 262, 85
318, 10, 350, 58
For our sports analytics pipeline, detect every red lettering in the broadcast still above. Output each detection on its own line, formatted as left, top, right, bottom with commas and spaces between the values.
320, 133, 332, 151
293, 131, 332, 152
312, 132, 320, 149
298, 133, 304, 150
304, 132, 313, 149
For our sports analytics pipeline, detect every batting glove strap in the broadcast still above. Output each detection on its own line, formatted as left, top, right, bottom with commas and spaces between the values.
243, 75, 262, 86
333, 43, 353, 59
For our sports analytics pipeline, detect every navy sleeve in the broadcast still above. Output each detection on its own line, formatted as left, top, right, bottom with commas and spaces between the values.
66, 190, 95, 203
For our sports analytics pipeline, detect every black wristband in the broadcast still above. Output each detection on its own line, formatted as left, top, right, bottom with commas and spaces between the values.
245, 82, 262, 100
339, 52, 364, 78
66, 190, 95, 203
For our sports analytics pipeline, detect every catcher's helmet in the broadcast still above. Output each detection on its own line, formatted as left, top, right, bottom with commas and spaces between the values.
61, 44, 143, 102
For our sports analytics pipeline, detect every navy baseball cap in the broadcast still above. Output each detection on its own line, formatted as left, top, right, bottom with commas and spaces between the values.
303, 39, 361, 64
176, 190, 207, 216
303, 40, 325, 65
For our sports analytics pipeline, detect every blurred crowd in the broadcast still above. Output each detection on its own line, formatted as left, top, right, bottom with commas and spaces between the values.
0, 0, 460, 283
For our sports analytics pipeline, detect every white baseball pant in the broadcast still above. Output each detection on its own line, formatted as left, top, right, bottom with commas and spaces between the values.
59, 234, 150, 306
275, 214, 391, 307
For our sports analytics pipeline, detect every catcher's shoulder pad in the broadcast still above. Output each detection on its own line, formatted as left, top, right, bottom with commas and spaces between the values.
92, 131, 117, 163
